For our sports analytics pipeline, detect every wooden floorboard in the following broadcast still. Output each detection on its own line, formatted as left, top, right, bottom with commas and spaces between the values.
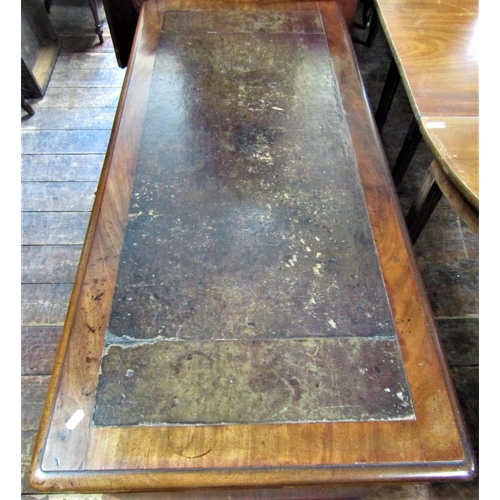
20, 2, 126, 494
20, 1, 478, 498
21, 376, 51, 432
21, 283, 74, 326
21, 154, 106, 181
32, 87, 121, 108
21, 108, 117, 130
21, 431, 38, 497
21, 212, 92, 245
21, 245, 83, 284
21, 181, 98, 211
21, 326, 63, 376
21, 130, 112, 153
49, 69, 127, 87
52, 52, 122, 70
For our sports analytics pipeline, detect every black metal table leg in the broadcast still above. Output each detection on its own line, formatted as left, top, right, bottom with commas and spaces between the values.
362, 0, 373, 28
375, 57, 400, 132
365, 5, 379, 48
353, 0, 379, 47
391, 117, 422, 187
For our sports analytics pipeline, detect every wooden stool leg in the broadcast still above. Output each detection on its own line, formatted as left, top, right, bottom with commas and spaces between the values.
22, 95, 35, 116
374, 58, 400, 132
88, 0, 104, 44
391, 117, 422, 186
405, 161, 443, 244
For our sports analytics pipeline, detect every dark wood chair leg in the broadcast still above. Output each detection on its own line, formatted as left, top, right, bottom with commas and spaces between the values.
391, 117, 422, 187
405, 162, 443, 244
44, 0, 52, 14
22, 95, 36, 116
374, 57, 400, 132
88, 0, 104, 44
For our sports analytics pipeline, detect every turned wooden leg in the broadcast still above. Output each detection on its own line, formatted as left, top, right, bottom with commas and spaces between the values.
22, 95, 35, 116
88, 0, 104, 44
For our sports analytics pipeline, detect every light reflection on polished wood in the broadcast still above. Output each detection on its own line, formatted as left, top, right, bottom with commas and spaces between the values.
420, 117, 479, 210
29, 0, 475, 492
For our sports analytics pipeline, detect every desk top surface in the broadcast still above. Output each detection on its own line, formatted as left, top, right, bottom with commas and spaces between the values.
29, 0, 475, 493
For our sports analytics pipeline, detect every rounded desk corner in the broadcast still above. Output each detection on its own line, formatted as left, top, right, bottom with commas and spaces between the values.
28, 466, 76, 494
465, 453, 479, 481
447, 447, 478, 484
28, 463, 52, 493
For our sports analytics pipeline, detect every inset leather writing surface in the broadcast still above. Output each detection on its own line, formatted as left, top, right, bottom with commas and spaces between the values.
94, 338, 413, 425
93, 10, 413, 426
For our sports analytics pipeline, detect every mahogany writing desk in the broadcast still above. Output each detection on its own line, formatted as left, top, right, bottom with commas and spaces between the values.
30, 0, 475, 493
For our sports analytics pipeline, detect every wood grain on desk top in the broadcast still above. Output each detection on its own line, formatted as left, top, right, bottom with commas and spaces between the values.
421, 116, 479, 209
375, 0, 478, 118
